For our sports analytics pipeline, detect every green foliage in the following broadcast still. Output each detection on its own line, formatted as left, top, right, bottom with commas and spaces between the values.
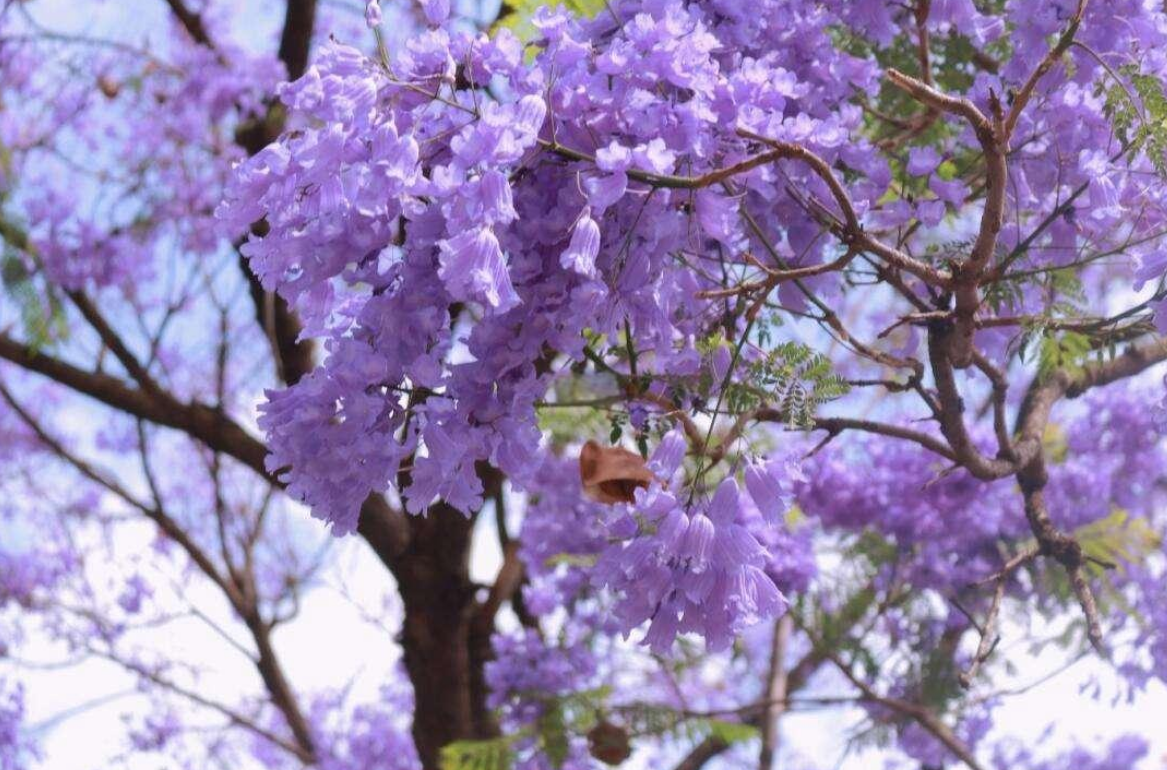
1034, 329, 1091, 380
440, 736, 518, 770
611, 702, 757, 746
1026, 509, 1160, 651
850, 530, 899, 568
916, 643, 963, 712
1102, 64, 1167, 176
444, 686, 756, 770
753, 308, 785, 348
1075, 508, 1162, 576
536, 361, 620, 446
608, 411, 625, 443
922, 236, 975, 269
1045, 267, 1087, 313
0, 217, 68, 350
843, 17, 1009, 147
815, 584, 877, 653
1, 251, 66, 349
984, 271, 1027, 316
997, 268, 1093, 373
493, 0, 608, 42
538, 404, 611, 446
0, 141, 11, 192
536, 686, 614, 766
537, 701, 571, 767
442, 689, 613, 770
725, 341, 849, 428
991, 265, 1083, 321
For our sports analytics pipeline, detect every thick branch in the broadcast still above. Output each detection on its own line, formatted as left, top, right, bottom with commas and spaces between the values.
1015, 336, 1167, 446
886, 69, 1006, 368
926, 325, 1025, 479
276, 0, 318, 82
244, 613, 318, 758
0, 332, 409, 566
1018, 479, 1106, 653
1006, 335, 1167, 653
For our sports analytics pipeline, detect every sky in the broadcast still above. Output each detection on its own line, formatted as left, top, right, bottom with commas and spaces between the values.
6, 1, 1167, 769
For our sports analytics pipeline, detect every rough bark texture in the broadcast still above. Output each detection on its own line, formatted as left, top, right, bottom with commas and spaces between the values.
397, 503, 499, 767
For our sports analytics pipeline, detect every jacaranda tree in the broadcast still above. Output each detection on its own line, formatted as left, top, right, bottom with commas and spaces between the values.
3, 0, 1167, 768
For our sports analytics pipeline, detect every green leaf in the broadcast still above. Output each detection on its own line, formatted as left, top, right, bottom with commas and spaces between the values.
1075, 508, 1162, 575
440, 736, 519, 770
1101, 65, 1167, 177
494, 0, 609, 43
705, 719, 758, 744
725, 341, 849, 428
537, 702, 570, 768
1036, 330, 1091, 380
0, 222, 68, 350
612, 702, 758, 747
608, 413, 624, 443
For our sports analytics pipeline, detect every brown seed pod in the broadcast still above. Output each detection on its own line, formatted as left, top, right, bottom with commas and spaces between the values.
97, 75, 121, 99
587, 719, 632, 766
579, 440, 654, 504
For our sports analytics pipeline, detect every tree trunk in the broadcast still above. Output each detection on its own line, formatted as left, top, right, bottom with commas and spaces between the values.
397, 478, 501, 768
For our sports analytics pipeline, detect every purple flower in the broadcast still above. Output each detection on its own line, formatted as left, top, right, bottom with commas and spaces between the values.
632, 138, 676, 174
930, 177, 967, 206
907, 145, 943, 176
593, 447, 787, 652
437, 227, 522, 312
917, 199, 947, 226
596, 142, 632, 172
364, 0, 382, 28
584, 172, 628, 211
0, 679, 37, 767
561, 208, 601, 277
711, 343, 733, 384
117, 575, 152, 614
419, 0, 449, 26
744, 453, 803, 524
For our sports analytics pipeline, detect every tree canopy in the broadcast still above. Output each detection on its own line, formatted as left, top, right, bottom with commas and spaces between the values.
2, 1, 1167, 769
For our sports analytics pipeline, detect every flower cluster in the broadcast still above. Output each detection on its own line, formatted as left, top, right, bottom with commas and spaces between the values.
590, 432, 790, 651
222, 0, 1167, 545
218, 0, 895, 533
485, 630, 598, 724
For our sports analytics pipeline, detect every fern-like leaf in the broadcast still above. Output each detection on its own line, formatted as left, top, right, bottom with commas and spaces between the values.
440, 736, 519, 770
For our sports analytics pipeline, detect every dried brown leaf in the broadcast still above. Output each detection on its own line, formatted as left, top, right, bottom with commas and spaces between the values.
579, 440, 654, 504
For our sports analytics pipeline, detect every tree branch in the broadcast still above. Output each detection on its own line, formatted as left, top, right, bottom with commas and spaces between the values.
0, 332, 410, 566
886, 68, 1006, 368
161, 0, 213, 46
758, 615, 792, 770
